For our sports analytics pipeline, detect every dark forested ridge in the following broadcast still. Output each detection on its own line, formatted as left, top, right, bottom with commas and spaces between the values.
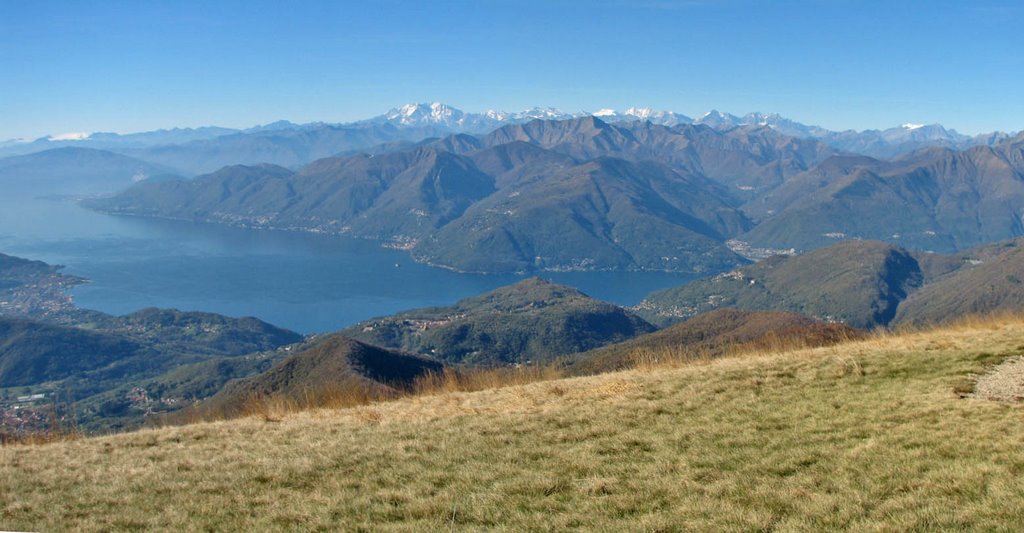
201, 336, 444, 417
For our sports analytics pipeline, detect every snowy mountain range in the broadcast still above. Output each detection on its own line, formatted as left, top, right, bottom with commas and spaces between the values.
359, 103, 694, 131
3, 102, 1015, 161
355, 102, 576, 132
357, 103, 1015, 155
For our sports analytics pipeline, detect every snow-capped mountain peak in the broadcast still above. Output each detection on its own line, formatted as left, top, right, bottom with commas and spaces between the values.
510, 107, 573, 121
398, 104, 420, 117
624, 107, 655, 118
901, 123, 925, 130
483, 109, 509, 121
384, 102, 464, 126
47, 132, 91, 141
742, 112, 781, 126
695, 110, 742, 128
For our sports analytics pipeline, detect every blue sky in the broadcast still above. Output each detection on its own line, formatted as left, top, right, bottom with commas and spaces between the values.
1, 0, 1021, 140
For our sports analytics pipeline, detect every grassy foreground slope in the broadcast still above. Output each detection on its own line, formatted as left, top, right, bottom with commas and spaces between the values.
5, 318, 1024, 530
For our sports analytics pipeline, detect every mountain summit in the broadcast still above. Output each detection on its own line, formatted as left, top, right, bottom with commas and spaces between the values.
382, 102, 465, 127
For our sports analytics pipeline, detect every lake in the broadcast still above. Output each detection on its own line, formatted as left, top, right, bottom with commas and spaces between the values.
0, 194, 698, 334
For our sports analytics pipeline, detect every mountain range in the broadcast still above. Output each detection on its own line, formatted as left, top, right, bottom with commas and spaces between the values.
88, 115, 1024, 272
3, 103, 1014, 174
90, 116, 835, 272
742, 133, 1024, 252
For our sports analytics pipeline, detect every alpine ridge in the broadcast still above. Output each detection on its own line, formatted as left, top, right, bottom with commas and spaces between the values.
3, 102, 1014, 167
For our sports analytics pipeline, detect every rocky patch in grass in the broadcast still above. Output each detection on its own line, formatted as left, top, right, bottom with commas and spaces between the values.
971, 356, 1024, 402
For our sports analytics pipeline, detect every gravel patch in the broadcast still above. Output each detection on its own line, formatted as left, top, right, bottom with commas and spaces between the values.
972, 356, 1024, 402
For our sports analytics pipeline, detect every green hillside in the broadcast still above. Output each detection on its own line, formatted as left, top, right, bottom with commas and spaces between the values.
636, 240, 922, 329
896, 241, 1024, 325
340, 277, 655, 366
0, 311, 303, 433
0, 318, 143, 387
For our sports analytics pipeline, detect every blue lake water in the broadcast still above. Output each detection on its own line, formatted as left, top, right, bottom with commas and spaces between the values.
0, 194, 698, 334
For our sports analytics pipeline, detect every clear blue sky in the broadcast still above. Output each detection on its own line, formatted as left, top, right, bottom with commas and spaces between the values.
1, 0, 1021, 140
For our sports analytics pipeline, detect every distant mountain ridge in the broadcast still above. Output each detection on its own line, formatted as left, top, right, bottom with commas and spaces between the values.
0, 147, 179, 195
7, 102, 1022, 277
740, 134, 1024, 253
4, 102, 1013, 166
359, 103, 1014, 158
690, 110, 1010, 157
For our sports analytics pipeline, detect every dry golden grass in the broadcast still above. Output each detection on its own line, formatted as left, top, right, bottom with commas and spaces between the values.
199, 364, 570, 425
412, 364, 566, 395
626, 320, 866, 375
236, 379, 399, 423
5, 315, 1024, 531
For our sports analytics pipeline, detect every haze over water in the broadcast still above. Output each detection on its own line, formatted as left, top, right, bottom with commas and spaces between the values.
0, 193, 696, 334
